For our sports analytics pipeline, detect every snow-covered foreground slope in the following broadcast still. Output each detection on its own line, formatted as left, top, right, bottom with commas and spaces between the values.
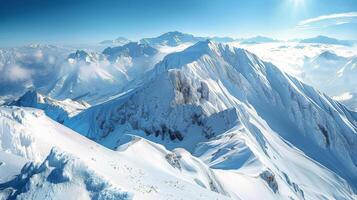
0, 106, 231, 199
66, 40, 357, 197
7, 90, 89, 123
1, 105, 355, 200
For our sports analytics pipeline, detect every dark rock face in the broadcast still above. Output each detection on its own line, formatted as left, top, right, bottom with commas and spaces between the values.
260, 170, 279, 193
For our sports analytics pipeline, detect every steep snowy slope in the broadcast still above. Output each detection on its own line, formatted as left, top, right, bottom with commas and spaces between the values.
66, 40, 357, 196
195, 125, 355, 200
7, 90, 89, 123
1, 105, 354, 199
0, 106, 230, 199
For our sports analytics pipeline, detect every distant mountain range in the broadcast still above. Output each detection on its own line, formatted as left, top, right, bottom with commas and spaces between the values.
102, 32, 356, 47
299, 35, 354, 46
239, 36, 280, 44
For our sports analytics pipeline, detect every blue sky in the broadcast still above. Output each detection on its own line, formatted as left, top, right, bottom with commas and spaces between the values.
1, 0, 357, 46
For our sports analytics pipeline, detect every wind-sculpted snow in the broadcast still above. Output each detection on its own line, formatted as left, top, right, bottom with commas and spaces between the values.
66, 40, 357, 196
0, 148, 132, 200
194, 123, 355, 199
0, 106, 231, 199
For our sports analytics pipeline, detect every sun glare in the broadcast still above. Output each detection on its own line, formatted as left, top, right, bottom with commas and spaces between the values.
291, 0, 305, 7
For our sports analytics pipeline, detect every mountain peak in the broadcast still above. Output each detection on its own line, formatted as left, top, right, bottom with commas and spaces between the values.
9, 89, 42, 107
99, 37, 130, 45
68, 50, 89, 60
67, 50, 98, 64
318, 50, 345, 60
160, 31, 193, 37
102, 42, 158, 61
140, 31, 203, 47
185, 39, 216, 51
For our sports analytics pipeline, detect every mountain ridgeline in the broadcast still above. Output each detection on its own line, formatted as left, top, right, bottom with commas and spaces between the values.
66, 40, 357, 197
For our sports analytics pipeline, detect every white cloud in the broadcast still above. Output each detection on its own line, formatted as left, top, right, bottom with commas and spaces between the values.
296, 12, 357, 29
4, 65, 32, 82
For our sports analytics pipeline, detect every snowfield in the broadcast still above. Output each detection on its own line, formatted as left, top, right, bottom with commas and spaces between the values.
0, 107, 231, 199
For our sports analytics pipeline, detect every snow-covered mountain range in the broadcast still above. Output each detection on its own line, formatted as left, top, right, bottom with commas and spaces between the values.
0, 32, 357, 199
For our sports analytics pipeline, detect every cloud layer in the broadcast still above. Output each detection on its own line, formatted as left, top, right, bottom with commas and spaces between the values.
296, 12, 357, 29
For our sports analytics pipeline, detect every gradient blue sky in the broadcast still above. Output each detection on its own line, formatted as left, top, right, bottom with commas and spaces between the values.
1, 0, 357, 47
